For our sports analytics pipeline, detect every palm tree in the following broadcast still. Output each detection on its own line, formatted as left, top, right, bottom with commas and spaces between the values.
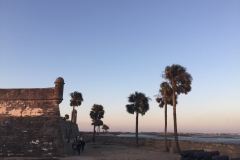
62, 114, 69, 121
156, 82, 177, 152
126, 92, 150, 147
162, 64, 192, 153
67, 91, 83, 143
95, 119, 103, 134
102, 124, 109, 132
65, 114, 69, 120
90, 104, 105, 142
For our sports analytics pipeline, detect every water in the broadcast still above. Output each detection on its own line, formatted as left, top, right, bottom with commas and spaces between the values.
116, 134, 240, 144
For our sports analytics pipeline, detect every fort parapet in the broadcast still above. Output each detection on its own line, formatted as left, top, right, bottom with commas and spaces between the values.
0, 77, 66, 157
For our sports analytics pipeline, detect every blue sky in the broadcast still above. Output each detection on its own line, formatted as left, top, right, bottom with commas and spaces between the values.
1, 0, 240, 133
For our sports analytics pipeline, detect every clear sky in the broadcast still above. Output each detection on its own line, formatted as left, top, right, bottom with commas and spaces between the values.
1, 0, 240, 133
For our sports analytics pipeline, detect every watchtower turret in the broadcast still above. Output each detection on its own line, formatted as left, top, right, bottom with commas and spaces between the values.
54, 77, 65, 104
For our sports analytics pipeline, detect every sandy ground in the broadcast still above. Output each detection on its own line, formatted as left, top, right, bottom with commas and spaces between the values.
63, 141, 181, 160
2, 141, 181, 160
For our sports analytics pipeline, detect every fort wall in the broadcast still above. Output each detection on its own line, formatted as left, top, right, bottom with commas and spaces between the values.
0, 77, 66, 158
61, 121, 79, 139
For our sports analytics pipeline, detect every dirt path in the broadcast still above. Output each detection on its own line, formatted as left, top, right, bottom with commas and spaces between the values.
2, 141, 180, 160
63, 141, 180, 160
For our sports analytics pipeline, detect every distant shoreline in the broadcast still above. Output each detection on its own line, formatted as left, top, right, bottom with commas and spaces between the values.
81, 131, 240, 137
80, 132, 240, 144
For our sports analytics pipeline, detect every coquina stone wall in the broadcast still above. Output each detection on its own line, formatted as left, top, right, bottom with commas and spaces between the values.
82, 135, 240, 158
61, 121, 79, 139
0, 77, 66, 158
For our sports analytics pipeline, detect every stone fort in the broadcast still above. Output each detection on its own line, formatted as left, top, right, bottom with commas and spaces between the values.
0, 77, 77, 158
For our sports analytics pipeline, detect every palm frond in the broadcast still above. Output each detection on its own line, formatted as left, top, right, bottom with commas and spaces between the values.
162, 64, 192, 95
126, 92, 150, 115
128, 93, 136, 103
69, 91, 83, 107
126, 104, 135, 114
89, 104, 105, 124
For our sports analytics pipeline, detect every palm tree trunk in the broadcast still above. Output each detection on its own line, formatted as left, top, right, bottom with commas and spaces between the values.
136, 111, 139, 147
67, 106, 75, 143
93, 124, 96, 142
172, 93, 181, 153
164, 98, 168, 152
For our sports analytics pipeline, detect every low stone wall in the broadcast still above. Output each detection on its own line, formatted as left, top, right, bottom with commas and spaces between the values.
61, 121, 79, 139
81, 135, 240, 158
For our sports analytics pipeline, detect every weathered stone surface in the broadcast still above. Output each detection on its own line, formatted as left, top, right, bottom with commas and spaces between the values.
0, 77, 66, 158
0, 88, 55, 100
61, 121, 79, 139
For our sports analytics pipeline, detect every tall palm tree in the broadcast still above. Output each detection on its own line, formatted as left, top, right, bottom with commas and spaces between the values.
90, 104, 105, 142
67, 91, 83, 143
126, 92, 151, 147
162, 64, 192, 153
156, 81, 177, 152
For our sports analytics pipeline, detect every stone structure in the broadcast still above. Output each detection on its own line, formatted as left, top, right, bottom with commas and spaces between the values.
71, 109, 77, 123
81, 135, 240, 158
61, 120, 79, 139
61, 108, 79, 139
0, 77, 66, 158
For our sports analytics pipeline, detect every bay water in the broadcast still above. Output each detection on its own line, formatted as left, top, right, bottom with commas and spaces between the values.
116, 134, 240, 144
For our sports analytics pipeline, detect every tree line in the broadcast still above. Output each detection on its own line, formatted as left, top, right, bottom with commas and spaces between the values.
67, 64, 192, 153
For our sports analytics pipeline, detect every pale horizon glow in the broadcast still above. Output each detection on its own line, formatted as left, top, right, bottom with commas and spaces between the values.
1, 0, 240, 133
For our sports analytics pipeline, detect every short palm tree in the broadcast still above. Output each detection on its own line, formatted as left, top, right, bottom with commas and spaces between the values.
90, 104, 105, 142
126, 92, 150, 147
102, 124, 109, 132
67, 91, 83, 143
95, 119, 103, 134
62, 114, 69, 121
162, 64, 192, 153
64, 114, 69, 120
156, 81, 177, 152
